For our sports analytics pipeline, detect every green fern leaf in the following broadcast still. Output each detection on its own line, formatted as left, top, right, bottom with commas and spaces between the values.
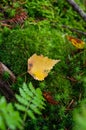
29, 82, 36, 94
32, 98, 45, 109
15, 104, 26, 111
27, 110, 36, 120
22, 83, 33, 97
15, 82, 45, 120
30, 104, 41, 115
16, 95, 29, 106
19, 87, 30, 100
36, 88, 45, 101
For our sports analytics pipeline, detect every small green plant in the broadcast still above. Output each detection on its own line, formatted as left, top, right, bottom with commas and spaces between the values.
15, 82, 45, 120
73, 102, 86, 130
0, 97, 22, 130
0, 82, 46, 130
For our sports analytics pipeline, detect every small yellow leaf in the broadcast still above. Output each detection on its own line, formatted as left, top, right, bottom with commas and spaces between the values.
27, 54, 60, 81
67, 36, 85, 49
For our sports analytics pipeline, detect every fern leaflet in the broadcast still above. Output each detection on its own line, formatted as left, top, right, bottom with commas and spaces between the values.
15, 82, 45, 120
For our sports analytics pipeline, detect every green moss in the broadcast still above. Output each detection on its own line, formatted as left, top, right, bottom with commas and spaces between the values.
0, 24, 70, 75
0, 0, 86, 129
2, 71, 10, 80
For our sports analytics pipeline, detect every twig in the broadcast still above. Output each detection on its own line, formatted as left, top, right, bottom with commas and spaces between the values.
0, 62, 16, 82
62, 25, 86, 36
66, 99, 74, 110
18, 1, 27, 5
0, 22, 12, 28
79, 93, 82, 101
66, 0, 86, 21
0, 81, 15, 102
66, 76, 77, 82
0, 62, 16, 101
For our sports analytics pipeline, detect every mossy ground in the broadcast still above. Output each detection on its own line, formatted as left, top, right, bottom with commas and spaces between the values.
0, 0, 86, 129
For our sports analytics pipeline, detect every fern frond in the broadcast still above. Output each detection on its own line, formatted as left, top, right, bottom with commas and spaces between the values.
0, 97, 22, 130
15, 82, 45, 120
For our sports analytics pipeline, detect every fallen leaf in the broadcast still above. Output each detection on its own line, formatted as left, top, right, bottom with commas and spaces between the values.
67, 35, 85, 49
27, 54, 60, 81
43, 91, 58, 105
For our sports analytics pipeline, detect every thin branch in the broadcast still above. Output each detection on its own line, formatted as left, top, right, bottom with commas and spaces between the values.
66, 99, 74, 110
0, 22, 12, 28
0, 62, 16, 101
62, 25, 86, 35
0, 62, 16, 82
0, 81, 15, 102
66, 0, 86, 21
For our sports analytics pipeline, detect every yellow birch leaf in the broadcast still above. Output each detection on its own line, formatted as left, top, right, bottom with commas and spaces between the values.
27, 54, 60, 81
